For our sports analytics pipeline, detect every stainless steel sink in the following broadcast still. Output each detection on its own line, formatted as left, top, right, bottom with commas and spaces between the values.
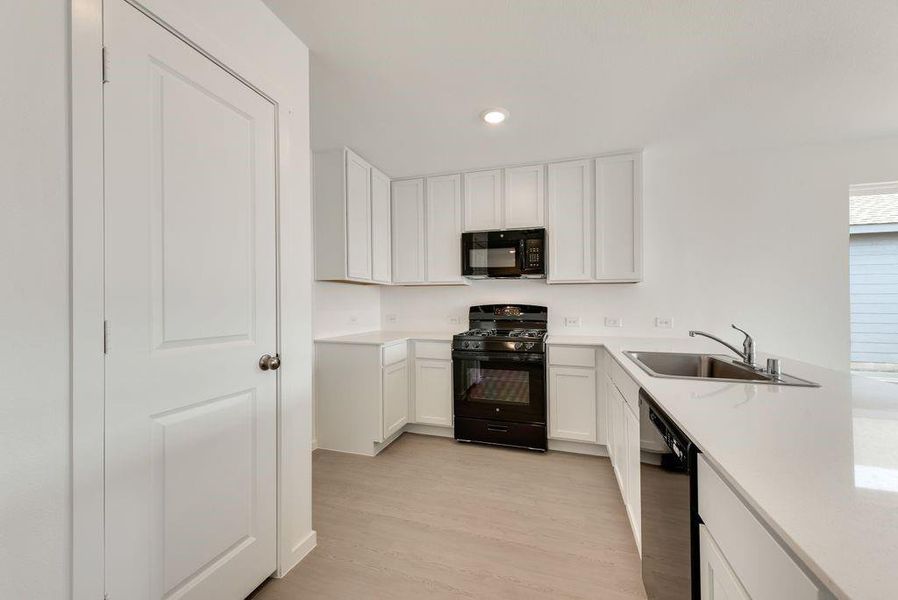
624, 351, 819, 387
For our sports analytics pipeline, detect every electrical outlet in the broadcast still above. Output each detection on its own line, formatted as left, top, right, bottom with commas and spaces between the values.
448, 316, 460, 325
349, 314, 358, 324
605, 316, 623, 328
385, 313, 397, 324
655, 317, 674, 329
564, 316, 581, 328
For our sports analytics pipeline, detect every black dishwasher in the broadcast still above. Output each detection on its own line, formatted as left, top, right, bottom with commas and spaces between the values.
639, 389, 700, 600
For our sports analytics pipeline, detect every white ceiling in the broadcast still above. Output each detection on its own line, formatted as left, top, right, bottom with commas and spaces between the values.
264, 0, 898, 177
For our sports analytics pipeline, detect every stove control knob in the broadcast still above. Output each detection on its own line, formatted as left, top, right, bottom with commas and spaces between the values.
473, 342, 481, 349
524, 342, 535, 350
514, 342, 523, 350
463, 341, 470, 349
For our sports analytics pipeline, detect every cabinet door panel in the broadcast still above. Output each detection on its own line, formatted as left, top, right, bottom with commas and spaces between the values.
547, 159, 592, 281
345, 149, 372, 280
595, 154, 641, 281
391, 179, 426, 283
549, 367, 597, 442
625, 402, 641, 546
463, 169, 502, 231
371, 167, 392, 283
414, 359, 452, 426
699, 526, 751, 600
426, 174, 463, 283
504, 165, 544, 228
383, 361, 409, 439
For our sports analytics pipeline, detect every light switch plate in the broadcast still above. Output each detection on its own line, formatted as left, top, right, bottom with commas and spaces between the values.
564, 316, 581, 328
605, 316, 623, 328
655, 317, 674, 329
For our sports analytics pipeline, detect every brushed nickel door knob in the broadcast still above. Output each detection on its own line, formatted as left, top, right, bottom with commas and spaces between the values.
259, 354, 281, 371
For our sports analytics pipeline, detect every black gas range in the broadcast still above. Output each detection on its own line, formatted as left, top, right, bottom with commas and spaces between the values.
452, 304, 548, 451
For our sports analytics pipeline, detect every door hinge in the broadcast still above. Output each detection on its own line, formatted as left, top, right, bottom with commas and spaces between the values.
103, 320, 110, 354
102, 46, 109, 83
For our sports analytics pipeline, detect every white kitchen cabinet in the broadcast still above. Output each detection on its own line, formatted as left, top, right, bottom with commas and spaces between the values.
313, 147, 381, 283
383, 360, 409, 439
414, 358, 453, 426
698, 455, 820, 600
391, 178, 426, 283
371, 166, 392, 283
699, 525, 751, 600
426, 174, 464, 283
316, 340, 410, 456
595, 153, 642, 282
504, 164, 545, 228
345, 149, 372, 279
547, 159, 593, 282
463, 169, 503, 231
549, 366, 597, 443
624, 399, 641, 547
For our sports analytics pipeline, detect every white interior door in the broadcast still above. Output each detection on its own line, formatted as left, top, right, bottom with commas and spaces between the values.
104, 1, 278, 598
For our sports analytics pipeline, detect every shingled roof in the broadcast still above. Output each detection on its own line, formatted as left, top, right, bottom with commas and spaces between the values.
850, 194, 898, 226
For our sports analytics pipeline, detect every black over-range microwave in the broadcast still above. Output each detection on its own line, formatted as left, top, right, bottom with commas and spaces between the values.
461, 228, 546, 279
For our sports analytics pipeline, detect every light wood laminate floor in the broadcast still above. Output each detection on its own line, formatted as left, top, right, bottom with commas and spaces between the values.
254, 433, 646, 599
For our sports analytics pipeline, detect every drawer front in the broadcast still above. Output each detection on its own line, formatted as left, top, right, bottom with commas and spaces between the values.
549, 345, 596, 368
382, 342, 408, 366
414, 340, 451, 361
609, 356, 640, 414
697, 455, 819, 600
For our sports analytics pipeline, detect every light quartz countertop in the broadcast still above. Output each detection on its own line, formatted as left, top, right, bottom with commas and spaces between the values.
315, 330, 898, 598
314, 330, 457, 345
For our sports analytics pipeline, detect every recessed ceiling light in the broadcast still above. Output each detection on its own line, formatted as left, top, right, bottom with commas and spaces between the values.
481, 108, 509, 125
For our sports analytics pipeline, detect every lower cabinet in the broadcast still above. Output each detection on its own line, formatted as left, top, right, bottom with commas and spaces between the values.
548, 366, 597, 442
699, 525, 751, 600
414, 358, 453, 426
383, 360, 409, 438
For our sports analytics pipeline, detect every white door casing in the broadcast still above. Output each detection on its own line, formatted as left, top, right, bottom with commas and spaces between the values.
104, 1, 278, 598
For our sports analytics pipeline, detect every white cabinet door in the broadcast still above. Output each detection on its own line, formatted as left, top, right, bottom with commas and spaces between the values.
604, 377, 615, 461
391, 179, 426, 283
547, 159, 593, 282
345, 149, 372, 280
699, 526, 751, 600
426, 174, 463, 283
383, 361, 409, 439
613, 388, 628, 496
625, 401, 641, 546
414, 359, 452, 426
504, 164, 544, 228
548, 367, 597, 442
463, 169, 502, 231
595, 366, 608, 446
595, 154, 641, 282
371, 167, 392, 283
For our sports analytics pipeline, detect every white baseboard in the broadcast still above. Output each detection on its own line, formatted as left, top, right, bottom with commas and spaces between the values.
404, 423, 454, 438
548, 438, 610, 456
277, 529, 317, 578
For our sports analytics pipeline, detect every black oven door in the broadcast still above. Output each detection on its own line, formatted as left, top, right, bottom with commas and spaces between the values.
461, 229, 545, 278
452, 350, 546, 424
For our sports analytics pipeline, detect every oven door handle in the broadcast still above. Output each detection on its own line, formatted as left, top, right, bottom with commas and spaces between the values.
452, 350, 545, 363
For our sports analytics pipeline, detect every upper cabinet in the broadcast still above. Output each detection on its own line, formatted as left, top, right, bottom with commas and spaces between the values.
463, 169, 503, 231
462, 165, 545, 232
391, 178, 426, 284
547, 152, 643, 284
547, 159, 593, 282
426, 175, 464, 283
371, 167, 392, 284
313, 147, 388, 284
504, 164, 545, 228
595, 154, 642, 281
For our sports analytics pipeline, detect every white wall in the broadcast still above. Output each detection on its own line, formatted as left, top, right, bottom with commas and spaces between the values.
313, 282, 381, 338
0, 3, 71, 599
381, 137, 898, 371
